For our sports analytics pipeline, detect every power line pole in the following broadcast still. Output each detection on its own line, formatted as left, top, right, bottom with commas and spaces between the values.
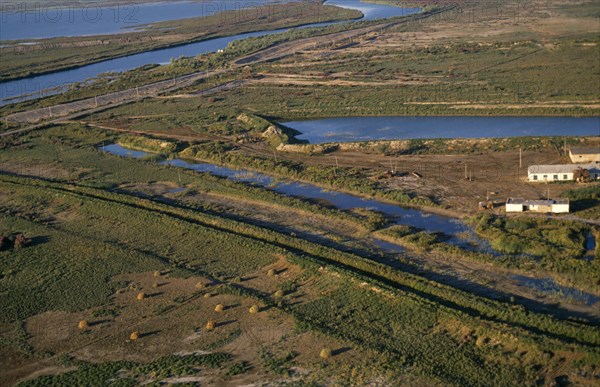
519, 147, 522, 169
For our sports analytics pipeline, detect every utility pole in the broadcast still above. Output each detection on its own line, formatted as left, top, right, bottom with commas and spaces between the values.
519, 147, 522, 169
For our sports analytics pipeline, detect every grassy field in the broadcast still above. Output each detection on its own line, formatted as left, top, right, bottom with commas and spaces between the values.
1, 0, 599, 384
2, 173, 600, 385
1, 123, 600, 384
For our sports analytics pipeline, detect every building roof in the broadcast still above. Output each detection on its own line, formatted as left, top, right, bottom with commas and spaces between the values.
528, 163, 600, 175
506, 198, 569, 205
570, 147, 600, 156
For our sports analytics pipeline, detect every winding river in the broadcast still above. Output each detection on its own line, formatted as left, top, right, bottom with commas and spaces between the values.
0, 0, 419, 105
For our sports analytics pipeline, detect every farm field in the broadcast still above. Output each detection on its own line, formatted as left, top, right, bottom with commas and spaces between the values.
1, 0, 599, 385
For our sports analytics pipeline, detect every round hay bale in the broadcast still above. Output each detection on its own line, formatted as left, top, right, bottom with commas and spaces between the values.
78, 320, 89, 330
206, 321, 215, 331
214, 304, 224, 312
320, 348, 332, 359
130, 331, 139, 341
136, 292, 145, 301
267, 269, 276, 276
274, 290, 284, 298
249, 305, 259, 314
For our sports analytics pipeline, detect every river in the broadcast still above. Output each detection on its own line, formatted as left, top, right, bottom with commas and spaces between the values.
0, 0, 420, 105
0, 0, 295, 40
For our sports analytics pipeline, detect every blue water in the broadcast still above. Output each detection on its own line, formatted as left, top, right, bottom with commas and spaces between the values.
284, 116, 600, 143
103, 143, 481, 241
325, 0, 419, 20
0, 1, 420, 105
512, 275, 599, 306
0, 0, 296, 40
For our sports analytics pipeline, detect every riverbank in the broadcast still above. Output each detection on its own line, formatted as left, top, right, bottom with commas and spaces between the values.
0, 2, 362, 82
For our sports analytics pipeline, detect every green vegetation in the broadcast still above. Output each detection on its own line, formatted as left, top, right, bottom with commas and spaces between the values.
20, 352, 233, 386
559, 0, 600, 18
258, 347, 297, 376
2, 158, 600, 385
562, 185, 600, 200
117, 135, 177, 154
377, 225, 444, 250
2, 0, 599, 384
471, 214, 600, 287
561, 184, 600, 220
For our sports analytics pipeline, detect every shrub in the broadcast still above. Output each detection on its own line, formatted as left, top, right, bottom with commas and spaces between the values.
13, 234, 30, 249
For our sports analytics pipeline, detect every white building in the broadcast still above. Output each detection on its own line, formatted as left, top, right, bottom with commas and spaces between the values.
569, 147, 600, 163
527, 163, 600, 182
506, 198, 570, 213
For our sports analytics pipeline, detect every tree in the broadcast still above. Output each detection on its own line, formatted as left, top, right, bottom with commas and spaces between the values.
573, 168, 590, 183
